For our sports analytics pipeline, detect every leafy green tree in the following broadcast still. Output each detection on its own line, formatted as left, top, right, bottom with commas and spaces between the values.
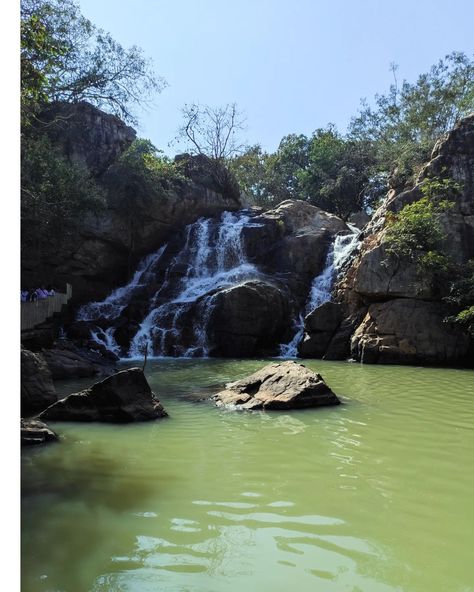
349, 52, 474, 189
21, 134, 105, 257
21, 0, 165, 125
383, 177, 459, 284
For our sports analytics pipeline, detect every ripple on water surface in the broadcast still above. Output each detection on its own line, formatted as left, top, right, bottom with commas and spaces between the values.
22, 359, 474, 592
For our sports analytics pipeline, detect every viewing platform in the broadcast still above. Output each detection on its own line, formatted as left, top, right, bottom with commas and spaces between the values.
21, 284, 72, 331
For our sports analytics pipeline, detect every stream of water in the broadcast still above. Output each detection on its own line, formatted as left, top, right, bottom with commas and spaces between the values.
22, 358, 474, 592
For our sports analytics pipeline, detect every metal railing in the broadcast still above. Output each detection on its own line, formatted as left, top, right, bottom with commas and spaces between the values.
21, 284, 72, 331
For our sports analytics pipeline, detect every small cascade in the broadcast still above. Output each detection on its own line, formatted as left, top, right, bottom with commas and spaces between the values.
80, 211, 263, 359
278, 226, 360, 357
77, 246, 167, 322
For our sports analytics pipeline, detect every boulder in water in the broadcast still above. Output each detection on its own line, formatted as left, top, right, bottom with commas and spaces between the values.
21, 418, 59, 446
212, 361, 340, 410
21, 348, 57, 416
39, 368, 167, 422
208, 280, 290, 357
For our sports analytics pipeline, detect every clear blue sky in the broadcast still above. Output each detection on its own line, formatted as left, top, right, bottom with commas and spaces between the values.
78, 0, 473, 154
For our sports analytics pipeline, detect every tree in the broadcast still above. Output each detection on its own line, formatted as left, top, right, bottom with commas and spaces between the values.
349, 52, 474, 189
21, 0, 165, 125
177, 103, 246, 160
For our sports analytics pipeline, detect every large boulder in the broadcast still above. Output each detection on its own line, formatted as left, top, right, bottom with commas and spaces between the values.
208, 280, 290, 357
298, 302, 344, 358
351, 299, 471, 365
39, 368, 167, 422
212, 361, 340, 410
21, 349, 57, 416
241, 200, 349, 305
21, 419, 58, 446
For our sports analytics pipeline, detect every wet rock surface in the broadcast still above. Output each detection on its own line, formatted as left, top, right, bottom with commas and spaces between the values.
21, 419, 59, 446
39, 368, 167, 423
212, 361, 340, 410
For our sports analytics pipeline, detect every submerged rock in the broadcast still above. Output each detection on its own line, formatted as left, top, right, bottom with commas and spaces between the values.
212, 361, 340, 410
39, 368, 167, 423
21, 419, 59, 446
21, 348, 57, 416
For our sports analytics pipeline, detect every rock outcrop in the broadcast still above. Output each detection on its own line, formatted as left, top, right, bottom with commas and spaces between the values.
40, 368, 167, 422
212, 361, 340, 410
302, 114, 474, 366
41, 101, 137, 177
21, 349, 57, 416
351, 299, 470, 365
242, 200, 349, 306
21, 419, 58, 446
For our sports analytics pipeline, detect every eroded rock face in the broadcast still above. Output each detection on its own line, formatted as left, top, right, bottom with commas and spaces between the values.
208, 281, 290, 357
21, 349, 57, 416
21, 419, 58, 446
330, 114, 474, 366
41, 101, 137, 177
39, 368, 167, 423
351, 299, 470, 365
212, 361, 340, 410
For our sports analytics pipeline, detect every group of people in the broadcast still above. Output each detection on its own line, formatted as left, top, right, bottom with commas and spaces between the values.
21, 286, 56, 302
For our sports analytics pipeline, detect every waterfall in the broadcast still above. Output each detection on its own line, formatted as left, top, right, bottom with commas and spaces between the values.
77, 246, 167, 322
80, 211, 262, 359
278, 226, 360, 357
129, 211, 261, 358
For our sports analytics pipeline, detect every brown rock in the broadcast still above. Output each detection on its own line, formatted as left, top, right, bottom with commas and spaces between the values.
212, 361, 340, 410
351, 299, 470, 365
39, 368, 167, 423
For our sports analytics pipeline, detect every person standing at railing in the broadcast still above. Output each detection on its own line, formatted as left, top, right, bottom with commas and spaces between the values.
36, 286, 49, 300
46, 285, 56, 296
21, 289, 29, 302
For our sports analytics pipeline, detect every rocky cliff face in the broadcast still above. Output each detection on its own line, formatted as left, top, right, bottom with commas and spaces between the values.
21, 102, 243, 305
301, 114, 474, 366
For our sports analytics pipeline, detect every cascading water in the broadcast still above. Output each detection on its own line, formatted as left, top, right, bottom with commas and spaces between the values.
79, 211, 263, 359
278, 226, 360, 357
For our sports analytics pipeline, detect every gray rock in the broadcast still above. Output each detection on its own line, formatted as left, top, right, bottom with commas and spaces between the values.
21, 349, 57, 416
42, 343, 117, 379
208, 280, 290, 357
39, 368, 167, 423
212, 361, 340, 410
21, 419, 58, 446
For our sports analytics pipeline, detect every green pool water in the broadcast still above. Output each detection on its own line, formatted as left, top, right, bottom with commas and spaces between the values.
21, 359, 474, 592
